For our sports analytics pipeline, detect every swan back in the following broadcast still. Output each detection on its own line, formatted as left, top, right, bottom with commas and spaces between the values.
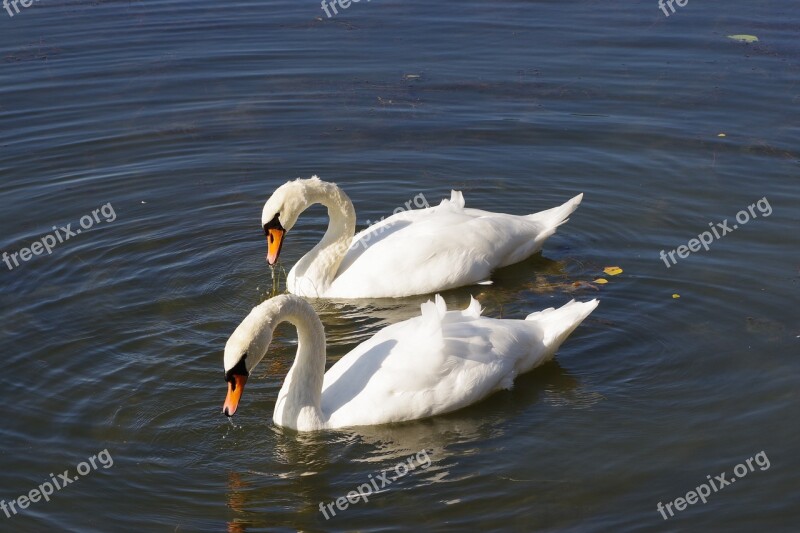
327, 191, 584, 298
319, 296, 598, 428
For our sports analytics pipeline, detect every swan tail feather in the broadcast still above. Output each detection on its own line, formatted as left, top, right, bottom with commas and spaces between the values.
420, 294, 448, 323
416, 295, 449, 360
525, 193, 583, 230
526, 298, 598, 349
439, 190, 466, 210
462, 296, 483, 318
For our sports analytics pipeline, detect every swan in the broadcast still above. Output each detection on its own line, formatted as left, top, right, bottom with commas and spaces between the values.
222, 294, 598, 431
261, 176, 584, 298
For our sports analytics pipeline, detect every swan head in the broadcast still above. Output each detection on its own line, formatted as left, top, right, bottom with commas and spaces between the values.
222, 302, 275, 417
261, 176, 324, 265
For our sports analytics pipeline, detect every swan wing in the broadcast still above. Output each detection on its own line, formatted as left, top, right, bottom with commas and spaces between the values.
320, 296, 551, 428
325, 192, 582, 298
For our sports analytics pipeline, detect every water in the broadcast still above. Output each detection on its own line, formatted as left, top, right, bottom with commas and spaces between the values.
1, 0, 798, 531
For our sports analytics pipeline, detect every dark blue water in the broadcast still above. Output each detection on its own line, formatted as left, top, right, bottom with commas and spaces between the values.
1, 0, 798, 531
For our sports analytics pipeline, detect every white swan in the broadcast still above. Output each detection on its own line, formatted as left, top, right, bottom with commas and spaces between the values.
222, 294, 598, 431
261, 176, 583, 298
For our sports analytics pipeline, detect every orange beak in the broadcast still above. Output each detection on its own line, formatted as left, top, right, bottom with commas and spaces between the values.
266, 227, 285, 265
223, 374, 248, 417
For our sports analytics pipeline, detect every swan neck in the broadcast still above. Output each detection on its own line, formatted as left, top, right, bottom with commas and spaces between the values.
272, 299, 327, 429
291, 181, 356, 296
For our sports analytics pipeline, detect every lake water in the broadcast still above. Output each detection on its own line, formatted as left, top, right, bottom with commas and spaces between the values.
1, 0, 798, 531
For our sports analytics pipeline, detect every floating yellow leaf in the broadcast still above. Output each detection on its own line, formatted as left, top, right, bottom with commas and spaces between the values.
603, 266, 623, 276
717, 133, 726, 137
594, 278, 608, 284
672, 293, 680, 299
728, 34, 759, 43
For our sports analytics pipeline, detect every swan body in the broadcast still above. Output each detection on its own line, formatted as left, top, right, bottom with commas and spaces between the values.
260, 177, 584, 298
222, 294, 598, 431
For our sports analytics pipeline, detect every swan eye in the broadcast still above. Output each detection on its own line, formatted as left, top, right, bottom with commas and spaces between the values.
225, 354, 249, 384
263, 212, 283, 236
